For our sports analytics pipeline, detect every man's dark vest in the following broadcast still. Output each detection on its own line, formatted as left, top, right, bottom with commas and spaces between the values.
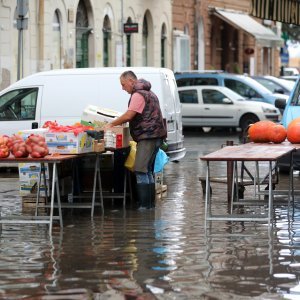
129, 79, 167, 142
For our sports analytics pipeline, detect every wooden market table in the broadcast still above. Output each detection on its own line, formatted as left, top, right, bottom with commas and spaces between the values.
0, 152, 104, 234
200, 142, 296, 226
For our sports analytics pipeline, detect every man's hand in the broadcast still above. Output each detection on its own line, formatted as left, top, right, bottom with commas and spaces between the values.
103, 123, 113, 130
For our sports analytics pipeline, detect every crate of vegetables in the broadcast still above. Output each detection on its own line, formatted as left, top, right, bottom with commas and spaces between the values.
44, 123, 94, 154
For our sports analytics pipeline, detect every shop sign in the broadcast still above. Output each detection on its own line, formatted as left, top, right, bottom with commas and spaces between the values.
123, 23, 138, 34
244, 48, 255, 55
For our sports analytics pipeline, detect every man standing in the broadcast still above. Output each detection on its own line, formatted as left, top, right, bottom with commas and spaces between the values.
105, 70, 167, 209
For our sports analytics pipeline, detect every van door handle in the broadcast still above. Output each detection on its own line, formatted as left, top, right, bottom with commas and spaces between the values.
32, 122, 39, 129
204, 108, 210, 110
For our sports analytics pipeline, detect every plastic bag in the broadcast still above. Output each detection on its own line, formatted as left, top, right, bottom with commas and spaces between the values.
124, 141, 136, 172
154, 149, 169, 173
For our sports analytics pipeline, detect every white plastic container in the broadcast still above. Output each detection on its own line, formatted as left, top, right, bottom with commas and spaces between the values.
81, 105, 121, 127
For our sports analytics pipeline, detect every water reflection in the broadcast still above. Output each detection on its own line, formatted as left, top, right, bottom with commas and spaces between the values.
1, 131, 300, 298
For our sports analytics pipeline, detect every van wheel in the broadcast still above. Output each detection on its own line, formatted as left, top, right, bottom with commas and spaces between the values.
240, 114, 259, 132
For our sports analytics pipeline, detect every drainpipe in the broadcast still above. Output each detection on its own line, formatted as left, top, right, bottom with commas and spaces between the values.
38, 0, 44, 71
194, 0, 198, 70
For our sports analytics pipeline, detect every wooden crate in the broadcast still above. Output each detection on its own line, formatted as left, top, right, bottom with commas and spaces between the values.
156, 184, 167, 199
22, 196, 47, 208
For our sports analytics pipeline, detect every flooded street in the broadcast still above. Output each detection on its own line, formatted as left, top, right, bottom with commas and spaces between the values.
1, 129, 300, 299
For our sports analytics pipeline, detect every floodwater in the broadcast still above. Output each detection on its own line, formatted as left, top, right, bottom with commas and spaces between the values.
0, 129, 300, 299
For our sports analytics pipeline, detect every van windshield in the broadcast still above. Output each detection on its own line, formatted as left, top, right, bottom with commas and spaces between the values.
290, 80, 300, 106
0, 88, 38, 121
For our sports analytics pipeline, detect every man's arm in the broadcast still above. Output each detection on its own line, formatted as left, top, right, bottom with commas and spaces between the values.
105, 110, 136, 129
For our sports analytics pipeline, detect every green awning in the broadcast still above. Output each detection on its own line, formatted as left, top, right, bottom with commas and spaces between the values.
251, 0, 300, 25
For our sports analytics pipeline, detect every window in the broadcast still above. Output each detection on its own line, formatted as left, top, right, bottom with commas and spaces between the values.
176, 77, 218, 87
224, 79, 261, 98
290, 81, 300, 106
178, 90, 198, 104
142, 15, 148, 66
52, 10, 61, 69
161, 24, 167, 67
202, 89, 225, 104
0, 88, 38, 121
103, 15, 111, 67
126, 17, 132, 67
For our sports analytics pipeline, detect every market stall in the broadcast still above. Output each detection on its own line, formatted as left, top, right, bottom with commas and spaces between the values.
201, 142, 295, 227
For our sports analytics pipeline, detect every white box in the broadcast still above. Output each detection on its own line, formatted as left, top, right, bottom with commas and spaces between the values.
45, 132, 93, 154
18, 163, 49, 180
155, 171, 163, 189
81, 105, 122, 127
19, 179, 50, 197
18, 128, 49, 140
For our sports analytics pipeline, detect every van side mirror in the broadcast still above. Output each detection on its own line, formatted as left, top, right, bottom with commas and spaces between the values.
275, 98, 286, 110
274, 88, 284, 94
222, 98, 233, 104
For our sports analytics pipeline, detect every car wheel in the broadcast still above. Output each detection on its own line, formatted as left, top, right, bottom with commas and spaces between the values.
240, 114, 259, 132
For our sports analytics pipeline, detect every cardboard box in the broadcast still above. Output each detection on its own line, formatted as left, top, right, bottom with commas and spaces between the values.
19, 179, 50, 197
18, 163, 49, 180
106, 126, 130, 149
155, 171, 163, 190
18, 128, 49, 140
45, 132, 93, 154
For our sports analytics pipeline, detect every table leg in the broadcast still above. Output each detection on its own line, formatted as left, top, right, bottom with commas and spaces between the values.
49, 163, 56, 234
35, 163, 42, 216
55, 165, 63, 228
123, 170, 127, 208
268, 161, 273, 227
97, 155, 104, 214
91, 154, 99, 217
204, 161, 211, 229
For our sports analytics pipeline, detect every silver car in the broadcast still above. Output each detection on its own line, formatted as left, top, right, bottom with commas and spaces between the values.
178, 85, 281, 131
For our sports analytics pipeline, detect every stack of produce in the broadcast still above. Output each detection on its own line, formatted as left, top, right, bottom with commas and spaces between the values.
0, 135, 10, 158
248, 120, 287, 144
0, 134, 49, 158
25, 134, 49, 158
42, 121, 94, 136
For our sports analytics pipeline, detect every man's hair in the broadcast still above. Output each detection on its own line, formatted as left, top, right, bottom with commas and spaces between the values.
120, 70, 137, 80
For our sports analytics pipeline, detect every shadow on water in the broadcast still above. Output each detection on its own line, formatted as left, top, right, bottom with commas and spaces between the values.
0, 129, 300, 299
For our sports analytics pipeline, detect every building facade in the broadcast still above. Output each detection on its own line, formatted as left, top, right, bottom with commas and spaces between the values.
172, 0, 283, 76
0, 0, 284, 91
0, 0, 173, 90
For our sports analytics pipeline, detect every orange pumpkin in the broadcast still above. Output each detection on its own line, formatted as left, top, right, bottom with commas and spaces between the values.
268, 124, 287, 143
287, 117, 300, 143
248, 120, 275, 143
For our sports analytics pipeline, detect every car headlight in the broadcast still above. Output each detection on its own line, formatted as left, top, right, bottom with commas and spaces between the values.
262, 106, 278, 113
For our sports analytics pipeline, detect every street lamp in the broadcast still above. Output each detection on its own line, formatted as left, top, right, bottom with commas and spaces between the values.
16, 0, 28, 80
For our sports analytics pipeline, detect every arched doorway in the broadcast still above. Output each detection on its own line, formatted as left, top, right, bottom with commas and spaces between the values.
76, 0, 90, 68
102, 15, 111, 67
161, 23, 167, 67
126, 17, 133, 67
142, 15, 148, 66
52, 9, 61, 69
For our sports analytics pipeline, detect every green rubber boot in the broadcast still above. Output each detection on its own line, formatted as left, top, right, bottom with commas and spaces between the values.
150, 183, 156, 208
136, 183, 151, 209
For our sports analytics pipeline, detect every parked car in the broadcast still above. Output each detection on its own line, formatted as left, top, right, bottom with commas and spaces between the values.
283, 67, 299, 76
275, 77, 300, 171
178, 85, 281, 131
175, 71, 289, 108
252, 75, 294, 95
280, 75, 299, 82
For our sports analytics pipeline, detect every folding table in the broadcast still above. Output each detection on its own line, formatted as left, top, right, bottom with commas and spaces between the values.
200, 143, 295, 226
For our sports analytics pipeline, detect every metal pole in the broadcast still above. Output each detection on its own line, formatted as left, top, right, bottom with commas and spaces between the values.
17, 27, 22, 80
226, 140, 234, 205
121, 0, 125, 67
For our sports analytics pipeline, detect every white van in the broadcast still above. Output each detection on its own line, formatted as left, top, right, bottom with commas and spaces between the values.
0, 67, 186, 161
